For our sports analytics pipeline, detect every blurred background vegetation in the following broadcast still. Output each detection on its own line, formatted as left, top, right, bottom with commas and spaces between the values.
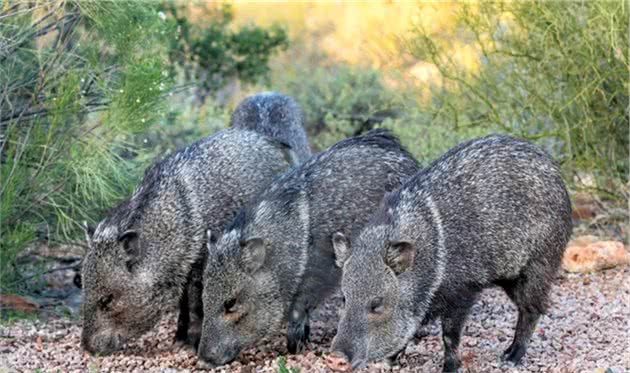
1, 0, 628, 293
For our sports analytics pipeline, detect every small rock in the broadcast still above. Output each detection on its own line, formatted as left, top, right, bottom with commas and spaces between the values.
562, 238, 629, 273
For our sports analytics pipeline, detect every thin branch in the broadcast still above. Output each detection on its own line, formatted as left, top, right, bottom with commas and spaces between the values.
0, 2, 47, 21
16, 254, 82, 265
0, 1, 64, 62
0, 3, 22, 20
9, 263, 81, 287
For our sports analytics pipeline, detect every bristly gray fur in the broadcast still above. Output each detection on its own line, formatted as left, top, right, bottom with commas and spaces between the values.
197, 129, 419, 367
331, 134, 572, 372
80, 127, 298, 355
230, 92, 311, 163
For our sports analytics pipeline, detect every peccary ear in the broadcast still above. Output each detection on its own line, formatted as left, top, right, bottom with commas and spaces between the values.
118, 230, 141, 270
240, 237, 265, 273
332, 232, 351, 268
82, 221, 95, 247
384, 240, 415, 275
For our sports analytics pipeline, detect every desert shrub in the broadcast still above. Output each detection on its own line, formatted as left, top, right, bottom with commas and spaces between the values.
380, 110, 487, 166
0, 1, 173, 290
407, 1, 629, 198
163, 2, 288, 104
275, 64, 405, 150
0, 0, 286, 292
273, 62, 484, 162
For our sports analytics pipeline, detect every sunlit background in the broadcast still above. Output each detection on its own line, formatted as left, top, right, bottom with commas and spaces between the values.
1, 0, 627, 290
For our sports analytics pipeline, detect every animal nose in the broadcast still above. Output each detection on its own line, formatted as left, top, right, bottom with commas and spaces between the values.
81, 332, 120, 355
331, 339, 368, 370
197, 347, 218, 369
326, 351, 353, 371
197, 347, 219, 365
332, 341, 356, 363
198, 344, 236, 368
196, 358, 215, 370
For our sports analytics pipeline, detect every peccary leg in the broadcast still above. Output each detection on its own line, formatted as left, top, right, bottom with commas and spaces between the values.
287, 306, 310, 354
175, 260, 205, 349
441, 295, 476, 373
174, 288, 190, 345
186, 264, 205, 349
498, 267, 549, 364
503, 307, 540, 364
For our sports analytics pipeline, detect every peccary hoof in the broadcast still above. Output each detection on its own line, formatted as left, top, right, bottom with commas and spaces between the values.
287, 312, 310, 354
502, 343, 526, 364
287, 333, 308, 354
442, 357, 461, 373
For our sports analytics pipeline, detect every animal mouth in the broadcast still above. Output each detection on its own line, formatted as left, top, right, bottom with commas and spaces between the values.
196, 359, 216, 370
84, 332, 126, 355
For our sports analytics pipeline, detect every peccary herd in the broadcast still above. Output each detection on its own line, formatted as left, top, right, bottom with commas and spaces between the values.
81, 92, 572, 372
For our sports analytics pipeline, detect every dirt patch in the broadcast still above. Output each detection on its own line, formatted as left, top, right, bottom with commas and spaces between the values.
1, 266, 628, 372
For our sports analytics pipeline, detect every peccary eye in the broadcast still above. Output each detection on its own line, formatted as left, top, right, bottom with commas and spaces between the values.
369, 297, 384, 314
224, 298, 237, 314
99, 294, 114, 310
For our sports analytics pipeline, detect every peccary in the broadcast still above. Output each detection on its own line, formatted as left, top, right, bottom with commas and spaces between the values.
331, 135, 572, 372
197, 129, 419, 368
230, 92, 311, 163
81, 128, 297, 355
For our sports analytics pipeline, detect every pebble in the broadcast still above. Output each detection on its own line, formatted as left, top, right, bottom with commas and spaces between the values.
2, 267, 628, 372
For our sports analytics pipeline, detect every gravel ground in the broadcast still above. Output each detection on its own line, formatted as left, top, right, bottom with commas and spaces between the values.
1, 266, 628, 373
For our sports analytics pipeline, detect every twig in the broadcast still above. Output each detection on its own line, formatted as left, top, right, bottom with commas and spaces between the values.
17, 255, 82, 266
0, 1, 63, 62
9, 263, 81, 287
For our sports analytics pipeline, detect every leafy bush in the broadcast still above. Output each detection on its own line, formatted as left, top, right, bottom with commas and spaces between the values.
0, 1, 287, 292
274, 63, 484, 162
164, 2, 288, 103
275, 64, 405, 150
407, 1, 628, 198
0, 1, 173, 290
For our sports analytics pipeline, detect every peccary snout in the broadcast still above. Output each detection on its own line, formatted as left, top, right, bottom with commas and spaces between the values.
331, 311, 369, 369
81, 329, 124, 355
330, 337, 368, 369
197, 339, 241, 368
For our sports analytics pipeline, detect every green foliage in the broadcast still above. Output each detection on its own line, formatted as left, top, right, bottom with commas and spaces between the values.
0, 1, 171, 292
276, 356, 300, 373
0, 1, 287, 293
0, 309, 38, 325
380, 109, 487, 166
164, 3, 288, 102
407, 1, 629, 197
276, 64, 404, 150
275, 63, 483, 162
137, 95, 230, 158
